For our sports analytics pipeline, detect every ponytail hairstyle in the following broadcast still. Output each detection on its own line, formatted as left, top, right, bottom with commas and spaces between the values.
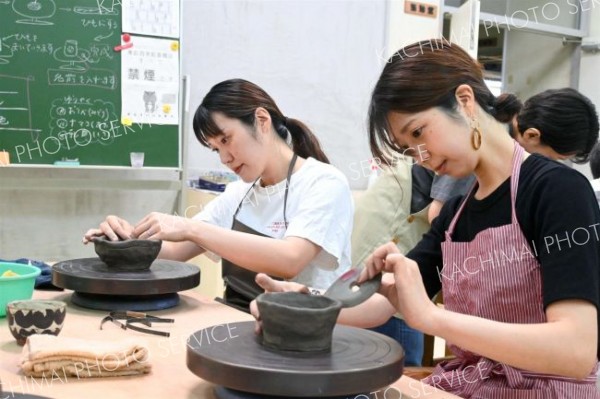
193, 79, 329, 163
368, 39, 521, 165
515, 88, 599, 164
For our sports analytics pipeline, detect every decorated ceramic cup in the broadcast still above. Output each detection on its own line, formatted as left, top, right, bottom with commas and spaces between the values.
6, 300, 66, 346
256, 292, 342, 352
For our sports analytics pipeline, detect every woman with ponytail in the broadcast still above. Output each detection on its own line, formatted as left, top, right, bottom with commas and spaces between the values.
355, 39, 600, 397
84, 79, 353, 312
251, 40, 600, 397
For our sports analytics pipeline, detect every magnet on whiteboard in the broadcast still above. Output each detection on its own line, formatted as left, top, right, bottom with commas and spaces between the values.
121, 117, 133, 126
0, 151, 10, 166
170, 42, 179, 51
114, 42, 133, 52
162, 104, 172, 114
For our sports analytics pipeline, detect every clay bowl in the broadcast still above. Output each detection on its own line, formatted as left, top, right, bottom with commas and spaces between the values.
256, 292, 342, 353
93, 236, 162, 271
6, 300, 66, 346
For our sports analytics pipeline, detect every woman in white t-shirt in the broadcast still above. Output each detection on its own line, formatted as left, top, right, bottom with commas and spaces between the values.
83, 79, 353, 311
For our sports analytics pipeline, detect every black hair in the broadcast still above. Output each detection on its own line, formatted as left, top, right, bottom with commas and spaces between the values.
516, 88, 599, 164
192, 79, 329, 163
368, 39, 521, 165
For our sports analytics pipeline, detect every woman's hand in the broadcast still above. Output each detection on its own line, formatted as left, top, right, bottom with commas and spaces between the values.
249, 273, 309, 334
359, 242, 400, 280
359, 242, 438, 332
383, 253, 438, 331
133, 212, 191, 242
82, 215, 134, 243
254, 273, 309, 294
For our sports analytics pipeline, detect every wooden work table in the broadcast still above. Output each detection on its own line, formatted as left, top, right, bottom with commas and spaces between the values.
0, 290, 460, 399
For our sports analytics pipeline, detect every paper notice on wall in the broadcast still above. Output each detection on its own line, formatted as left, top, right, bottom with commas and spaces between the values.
121, 36, 179, 125
122, 0, 180, 39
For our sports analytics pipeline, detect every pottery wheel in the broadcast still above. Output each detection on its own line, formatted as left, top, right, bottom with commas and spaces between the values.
52, 258, 200, 311
213, 386, 401, 399
187, 321, 404, 397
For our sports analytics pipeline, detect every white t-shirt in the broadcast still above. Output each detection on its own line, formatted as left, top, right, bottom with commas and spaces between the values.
193, 157, 353, 290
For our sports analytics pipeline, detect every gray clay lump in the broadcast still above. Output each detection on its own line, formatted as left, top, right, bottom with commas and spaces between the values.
93, 236, 162, 271
256, 292, 342, 353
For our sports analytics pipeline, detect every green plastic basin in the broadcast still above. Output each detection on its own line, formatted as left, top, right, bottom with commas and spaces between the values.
0, 262, 41, 317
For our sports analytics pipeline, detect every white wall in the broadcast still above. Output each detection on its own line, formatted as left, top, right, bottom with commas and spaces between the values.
0, 187, 178, 261
579, 4, 600, 118
386, 0, 442, 57
181, 0, 387, 189
503, 31, 573, 100
574, 3, 600, 179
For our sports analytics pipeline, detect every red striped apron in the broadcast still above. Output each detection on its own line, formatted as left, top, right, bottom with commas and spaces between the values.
423, 143, 600, 398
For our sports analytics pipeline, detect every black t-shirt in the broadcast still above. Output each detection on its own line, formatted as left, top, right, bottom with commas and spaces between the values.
407, 154, 600, 358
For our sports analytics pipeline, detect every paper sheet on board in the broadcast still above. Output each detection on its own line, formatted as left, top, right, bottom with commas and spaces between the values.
122, 0, 180, 39
120, 36, 179, 125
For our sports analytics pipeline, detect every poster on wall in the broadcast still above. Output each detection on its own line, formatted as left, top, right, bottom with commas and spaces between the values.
122, 0, 180, 39
120, 35, 179, 125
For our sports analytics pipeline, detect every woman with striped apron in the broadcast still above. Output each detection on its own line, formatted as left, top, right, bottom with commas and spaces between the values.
360, 39, 600, 398
421, 143, 600, 398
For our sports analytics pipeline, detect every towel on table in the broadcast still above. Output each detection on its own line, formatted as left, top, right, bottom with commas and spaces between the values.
20, 335, 151, 378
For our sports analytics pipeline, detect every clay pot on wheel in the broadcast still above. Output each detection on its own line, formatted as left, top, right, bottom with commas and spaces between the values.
256, 292, 342, 352
93, 236, 162, 271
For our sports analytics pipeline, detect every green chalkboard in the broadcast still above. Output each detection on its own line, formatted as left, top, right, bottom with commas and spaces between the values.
0, 0, 179, 167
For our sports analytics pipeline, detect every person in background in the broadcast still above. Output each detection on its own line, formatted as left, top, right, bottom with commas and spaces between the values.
84, 79, 353, 312
426, 88, 599, 228
509, 87, 599, 163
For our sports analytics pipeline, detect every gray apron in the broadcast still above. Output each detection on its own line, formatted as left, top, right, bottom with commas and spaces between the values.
220, 154, 298, 313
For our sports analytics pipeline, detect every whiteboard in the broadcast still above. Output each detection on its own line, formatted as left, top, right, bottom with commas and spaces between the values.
181, 0, 387, 189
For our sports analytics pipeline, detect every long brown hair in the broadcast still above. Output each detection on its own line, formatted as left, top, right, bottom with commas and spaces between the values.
368, 39, 520, 165
193, 79, 329, 163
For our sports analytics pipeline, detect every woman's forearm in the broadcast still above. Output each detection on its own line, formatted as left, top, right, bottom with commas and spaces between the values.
158, 240, 205, 262
423, 300, 598, 379
338, 293, 397, 328
184, 220, 320, 278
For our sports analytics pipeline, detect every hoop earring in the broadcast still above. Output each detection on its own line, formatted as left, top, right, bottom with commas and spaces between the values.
471, 125, 482, 150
